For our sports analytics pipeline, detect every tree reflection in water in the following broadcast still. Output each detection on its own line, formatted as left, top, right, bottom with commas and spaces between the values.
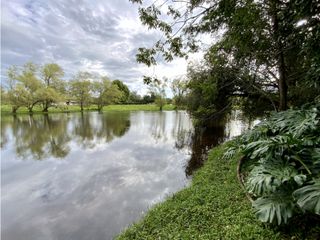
11, 114, 71, 159
185, 111, 257, 177
1, 112, 131, 160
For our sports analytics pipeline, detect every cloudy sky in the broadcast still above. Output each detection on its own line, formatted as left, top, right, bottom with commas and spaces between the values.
1, 0, 207, 95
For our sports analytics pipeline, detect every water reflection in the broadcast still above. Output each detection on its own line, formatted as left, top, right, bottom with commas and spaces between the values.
1, 111, 193, 240
1, 110, 252, 240
11, 114, 70, 159
186, 110, 257, 176
1, 112, 131, 159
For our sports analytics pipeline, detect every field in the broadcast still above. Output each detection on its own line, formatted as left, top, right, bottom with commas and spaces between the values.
0, 104, 175, 115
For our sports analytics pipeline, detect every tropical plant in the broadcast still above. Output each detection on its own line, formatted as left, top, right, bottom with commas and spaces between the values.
225, 104, 320, 225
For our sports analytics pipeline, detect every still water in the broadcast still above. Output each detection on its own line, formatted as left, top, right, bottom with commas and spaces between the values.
1, 110, 253, 240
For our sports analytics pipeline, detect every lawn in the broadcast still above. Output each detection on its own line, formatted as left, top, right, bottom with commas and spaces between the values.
0, 104, 175, 114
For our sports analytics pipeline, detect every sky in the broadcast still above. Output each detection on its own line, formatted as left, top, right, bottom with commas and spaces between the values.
1, 0, 207, 95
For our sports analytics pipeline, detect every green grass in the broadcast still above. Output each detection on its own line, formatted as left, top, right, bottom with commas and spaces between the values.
103, 104, 175, 111
116, 143, 318, 240
0, 104, 175, 115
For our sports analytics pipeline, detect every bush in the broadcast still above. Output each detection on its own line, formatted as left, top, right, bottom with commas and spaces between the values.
225, 104, 320, 225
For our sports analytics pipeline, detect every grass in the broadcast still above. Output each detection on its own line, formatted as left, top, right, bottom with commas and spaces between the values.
117, 143, 319, 240
0, 104, 175, 115
103, 104, 175, 111
116, 143, 281, 240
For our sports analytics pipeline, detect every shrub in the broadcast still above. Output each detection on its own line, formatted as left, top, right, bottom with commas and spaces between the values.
225, 104, 320, 225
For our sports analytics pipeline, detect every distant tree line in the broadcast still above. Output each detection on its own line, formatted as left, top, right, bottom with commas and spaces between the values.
0, 62, 175, 113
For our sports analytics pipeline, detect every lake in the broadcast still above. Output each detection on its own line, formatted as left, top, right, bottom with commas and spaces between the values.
1, 110, 254, 240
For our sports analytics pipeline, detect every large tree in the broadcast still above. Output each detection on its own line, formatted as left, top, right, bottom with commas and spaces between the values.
92, 77, 123, 111
112, 80, 130, 103
6, 62, 43, 113
130, 0, 320, 113
69, 72, 93, 111
40, 63, 65, 112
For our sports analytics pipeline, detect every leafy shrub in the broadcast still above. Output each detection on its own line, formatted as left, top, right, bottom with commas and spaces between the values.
225, 104, 320, 225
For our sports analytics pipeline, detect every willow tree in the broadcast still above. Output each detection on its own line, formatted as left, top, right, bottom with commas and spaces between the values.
130, 0, 320, 113
69, 72, 93, 111
6, 62, 43, 113
40, 63, 65, 112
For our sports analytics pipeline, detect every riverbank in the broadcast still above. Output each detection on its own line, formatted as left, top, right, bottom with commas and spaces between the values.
116, 142, 318, 239
0, 104, 175, 115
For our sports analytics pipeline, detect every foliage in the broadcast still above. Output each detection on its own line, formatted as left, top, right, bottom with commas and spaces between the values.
225, 104, 320, 225
171, 78, 187, 109
69, 72, 92, 111
112, 80, 130, 103
40, 63, 65, 112
6, 62, 44, 112
149, 80, 167, 111
131, 0, 320, 115
127, 91, 142, 104
293, 179, 320, 215
92, 77, 123, 111
3, 62, 149, 114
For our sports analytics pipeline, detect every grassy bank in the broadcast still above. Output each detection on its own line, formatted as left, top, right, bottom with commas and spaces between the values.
0, 104, 175, 115
117, 143, 318, 240
103, 104, 175, 111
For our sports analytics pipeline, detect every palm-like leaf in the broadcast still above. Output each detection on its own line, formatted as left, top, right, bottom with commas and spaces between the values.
293, 180, 320, 215
253, 192, 295, 225
226, 105, 320, 225
246, 163, 306, 196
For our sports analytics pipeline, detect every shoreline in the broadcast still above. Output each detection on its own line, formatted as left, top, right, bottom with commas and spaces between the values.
0, 104, 176, 115
116, 142, 319, 239
116, 143, 280, 239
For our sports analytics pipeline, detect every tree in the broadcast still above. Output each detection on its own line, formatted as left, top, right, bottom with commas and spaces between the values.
130, 0, 320, 112
92, 77, 123, 111
0, 86, 7, 104
171, 78, 187, 109
69, 72, 92, 111
6, 63, 43, 113
128, 91, 142, 104
149, 80, 167, 111
142, 92, 156, 104
112, 80, 130, 103
40, 63, 65, 112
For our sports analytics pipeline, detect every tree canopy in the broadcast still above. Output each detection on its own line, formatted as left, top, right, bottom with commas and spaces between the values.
131, 0, 320, 119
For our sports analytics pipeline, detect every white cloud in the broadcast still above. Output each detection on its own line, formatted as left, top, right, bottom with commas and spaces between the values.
1, 0, 209, 95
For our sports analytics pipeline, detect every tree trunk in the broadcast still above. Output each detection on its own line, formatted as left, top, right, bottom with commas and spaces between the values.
80, 102, 83, 112
43, 101, 49, 112
271, 0, 288, 111
160, 105, 163, 111
12, 106, 18, 114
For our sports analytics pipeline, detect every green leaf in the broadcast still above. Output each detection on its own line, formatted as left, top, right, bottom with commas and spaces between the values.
293, 180, 320, 215
253, 192, 295, 225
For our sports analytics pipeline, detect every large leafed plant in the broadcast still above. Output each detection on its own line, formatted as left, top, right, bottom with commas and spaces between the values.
225, 104, 320, 225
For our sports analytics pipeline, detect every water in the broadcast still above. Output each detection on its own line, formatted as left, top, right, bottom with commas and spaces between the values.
1, 110, 253, 240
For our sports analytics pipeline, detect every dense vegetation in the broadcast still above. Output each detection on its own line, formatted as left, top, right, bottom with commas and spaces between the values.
0, 62, 176, 113
130, 0, 320, 120
124, 0, 320, 235
225, 104, 320, 225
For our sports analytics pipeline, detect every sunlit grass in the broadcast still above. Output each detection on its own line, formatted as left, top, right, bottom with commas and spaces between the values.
103, 104, 175, 111
0, 104, 175, 115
